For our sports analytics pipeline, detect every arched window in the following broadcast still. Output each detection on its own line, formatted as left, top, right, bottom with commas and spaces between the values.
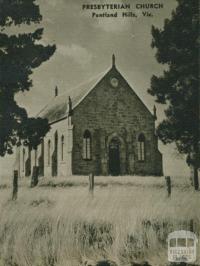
48, 140, 51, 166
83, 130, 92, 160
22, 148, 25, 172
138, 133, 145, 161
61, 135, 64, 161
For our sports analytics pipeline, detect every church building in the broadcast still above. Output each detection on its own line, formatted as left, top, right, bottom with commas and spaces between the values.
18, 55, 163, 177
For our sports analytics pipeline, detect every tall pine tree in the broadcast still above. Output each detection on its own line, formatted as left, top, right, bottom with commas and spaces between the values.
148, 0, 199, 189
0, 0, 56, 156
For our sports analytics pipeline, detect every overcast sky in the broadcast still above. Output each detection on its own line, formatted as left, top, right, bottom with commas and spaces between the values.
0, 0, 190, 178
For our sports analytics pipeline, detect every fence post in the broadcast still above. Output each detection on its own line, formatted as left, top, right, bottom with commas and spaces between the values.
89, 173, 94, 194
31, 166, 39, 187
12, 170, 18, 200
165, 176, 171, 197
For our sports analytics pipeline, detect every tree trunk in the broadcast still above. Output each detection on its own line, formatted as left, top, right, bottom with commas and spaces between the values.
193, 165, 199, 191
188, 146, 199, 190
12, 170, 18, 200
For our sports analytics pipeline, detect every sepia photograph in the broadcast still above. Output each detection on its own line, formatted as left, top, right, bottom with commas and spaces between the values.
0, 0, 199, 265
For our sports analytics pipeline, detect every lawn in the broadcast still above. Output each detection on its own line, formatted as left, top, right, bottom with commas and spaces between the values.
0, 175, 199, 266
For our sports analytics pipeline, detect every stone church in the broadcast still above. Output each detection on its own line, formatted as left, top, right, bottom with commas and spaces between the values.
18, 55, 163, 177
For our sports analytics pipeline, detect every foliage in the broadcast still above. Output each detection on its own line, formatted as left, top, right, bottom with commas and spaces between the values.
0, 0, 55, 156
0, 175, 199, 265
148, 0, 199, 159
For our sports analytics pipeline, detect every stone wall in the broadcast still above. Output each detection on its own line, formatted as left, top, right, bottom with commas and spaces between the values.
72, 66, 163, 176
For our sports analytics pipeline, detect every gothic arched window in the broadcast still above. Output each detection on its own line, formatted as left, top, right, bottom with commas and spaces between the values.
138, 133, 145, 161
61, 135, 64, 161
83, 130, 92, 160
48, 140, 51, 166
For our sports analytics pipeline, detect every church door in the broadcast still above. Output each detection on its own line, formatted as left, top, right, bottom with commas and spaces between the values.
109, 138, 120, 176
52, 132, 58, 176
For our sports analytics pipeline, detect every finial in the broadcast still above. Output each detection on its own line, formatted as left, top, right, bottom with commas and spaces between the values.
153, 105, 157, 120
55, 86, 58, 97
112, 54, 115, 67
68, 96, 73, 116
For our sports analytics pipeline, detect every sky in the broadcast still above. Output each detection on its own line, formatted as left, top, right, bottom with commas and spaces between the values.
0, 0, 190, 177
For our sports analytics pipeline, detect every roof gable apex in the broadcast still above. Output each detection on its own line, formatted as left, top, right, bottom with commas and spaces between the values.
38, 57, 154, 124
73, 65, 154, 118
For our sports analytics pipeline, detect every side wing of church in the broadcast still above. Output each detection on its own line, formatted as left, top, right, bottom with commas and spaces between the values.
18, 56, 163, 177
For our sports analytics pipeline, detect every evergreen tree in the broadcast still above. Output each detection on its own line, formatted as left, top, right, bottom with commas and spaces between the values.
148, 0, 199, 189
0, 0, 56, 156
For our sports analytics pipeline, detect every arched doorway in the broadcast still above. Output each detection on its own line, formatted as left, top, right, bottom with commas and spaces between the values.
109, 137, 121, 175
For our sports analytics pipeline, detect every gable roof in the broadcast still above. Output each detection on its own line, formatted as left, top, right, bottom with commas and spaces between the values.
37, 70, 108, 124
38, 62, 153, 124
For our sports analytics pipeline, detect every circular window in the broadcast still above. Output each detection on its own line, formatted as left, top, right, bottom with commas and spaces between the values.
110, 77, 119, 88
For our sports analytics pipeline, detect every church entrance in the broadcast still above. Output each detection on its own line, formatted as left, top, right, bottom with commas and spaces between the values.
109, 137, 121, 176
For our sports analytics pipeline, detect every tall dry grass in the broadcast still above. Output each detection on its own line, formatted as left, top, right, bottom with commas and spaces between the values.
0, 175, 199, 266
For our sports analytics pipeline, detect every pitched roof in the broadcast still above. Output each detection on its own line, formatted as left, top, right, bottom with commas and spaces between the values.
37, 70, 108, 124
38, 62, 153, 124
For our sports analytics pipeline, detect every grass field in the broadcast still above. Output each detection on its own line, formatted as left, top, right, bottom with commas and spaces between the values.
0, 175, 199, 266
